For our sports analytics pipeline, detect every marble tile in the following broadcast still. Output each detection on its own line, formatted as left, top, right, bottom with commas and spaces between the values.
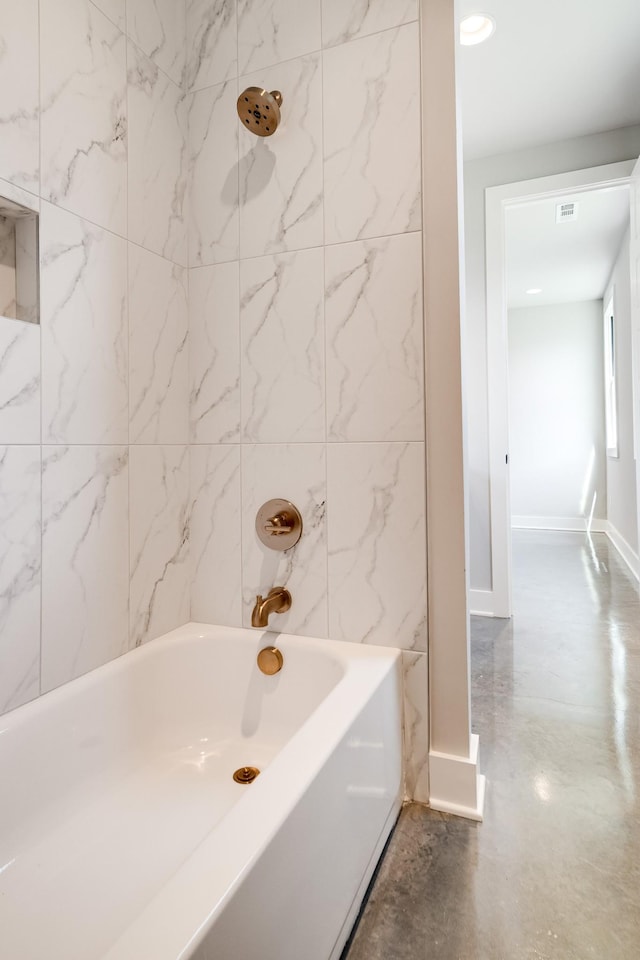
127, 0, 186, 88
325, 231, 424, 441
237, 0, 321, 74
323, 23, 421, 245
40, 0, 127, 236
0, 316, 40, 444
189, 261, 240, 443
186, 0, 237, 92
129, 245, 188, 443
128, 43, 187, 266
0, 445, 41, 714
129, 444, 190, 647
41, 445, 129, 694
327, 442, 427, 650
402, 650, 429, 802
239, 54, 323, 258
242, 444, 327, 638
40, 203, 128, 444
190, 444, 242, 626
321, 0, 417, 47
0, 178, 40, 216
92, 0, 126, 30
188, 80, 239, 266
240, 248, 324, 442
0, 0, 39, 193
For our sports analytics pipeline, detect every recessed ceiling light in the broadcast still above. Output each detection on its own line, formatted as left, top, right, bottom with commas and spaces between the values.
526, 288, 542, 295
460, 14, 496, 46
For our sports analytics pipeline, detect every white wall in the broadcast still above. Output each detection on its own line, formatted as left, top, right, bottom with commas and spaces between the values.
464, 124, 640, 590
604, 228, 639, 553
508, 301, 606, 526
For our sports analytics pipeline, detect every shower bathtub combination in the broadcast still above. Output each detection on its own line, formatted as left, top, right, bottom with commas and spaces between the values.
0, 623, 403, 960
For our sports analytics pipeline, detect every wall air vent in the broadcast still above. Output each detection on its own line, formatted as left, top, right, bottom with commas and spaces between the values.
555, 201, 578, 223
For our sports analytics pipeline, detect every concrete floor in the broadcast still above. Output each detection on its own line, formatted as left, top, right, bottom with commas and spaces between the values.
343, 530, 640, 959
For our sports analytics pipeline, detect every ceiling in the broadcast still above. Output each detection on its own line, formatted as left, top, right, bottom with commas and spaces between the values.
459, 0, 640, 160
505, 184, 630, 309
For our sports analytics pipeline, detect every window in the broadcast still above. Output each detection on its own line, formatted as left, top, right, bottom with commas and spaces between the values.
604, 293, 618, 458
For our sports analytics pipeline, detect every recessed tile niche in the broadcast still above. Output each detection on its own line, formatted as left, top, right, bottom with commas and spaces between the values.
0, 196, 39, 325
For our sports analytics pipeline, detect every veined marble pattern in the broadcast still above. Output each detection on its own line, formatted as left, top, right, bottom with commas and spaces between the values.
40, 203, 128, 444
92, 0, 126, 30
323, 23, 421, 245
128, 44, 187, 266
237, 0, 321, 74
402, 650, 429, 802
129, 445, 190, 648
240, 248, 324, 443
189, 261, 240, 443
327, 442, 427, 650
239, 54, 323, 258
129, 245, 188, 444
0, 446, 41, 713
127, 0, 186, 87
190, 445, 242, 626
242, 444, 327, 638
0, 0, 39, 193
189, 80, 239, 266
186, 0, 237, 92
41, 445, 129, 694
321, 0, 417, 47
40, 0, 127, 236
0, 317, 40, 444
0, 178, 40, 216
325, 232, 424, 441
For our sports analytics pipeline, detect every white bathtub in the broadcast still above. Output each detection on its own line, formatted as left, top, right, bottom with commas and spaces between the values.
0, 622, 403, 960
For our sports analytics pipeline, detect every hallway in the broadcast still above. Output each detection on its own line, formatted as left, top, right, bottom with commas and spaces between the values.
343, 530, 640, 959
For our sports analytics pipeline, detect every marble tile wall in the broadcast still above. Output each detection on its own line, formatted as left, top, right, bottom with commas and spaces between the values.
0, 0, 429, 802
0, 0, 189, 714
185, 0, 428, 798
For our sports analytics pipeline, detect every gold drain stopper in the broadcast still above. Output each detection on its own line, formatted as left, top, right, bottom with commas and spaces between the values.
233, 766, 260, 784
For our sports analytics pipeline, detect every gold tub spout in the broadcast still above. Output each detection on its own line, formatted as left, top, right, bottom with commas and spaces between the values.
251, 586, 292, 628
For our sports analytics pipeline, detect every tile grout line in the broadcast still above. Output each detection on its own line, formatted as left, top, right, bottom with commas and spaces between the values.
125, 14, 132, 652
319, 0, 331, 642
190, 17, 420, 97
38, 0, 43, 697
235, 1, 246, 631
187, 228, 423, 270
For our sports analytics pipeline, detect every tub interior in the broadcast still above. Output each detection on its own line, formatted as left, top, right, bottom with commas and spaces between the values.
0, 628, 345, 960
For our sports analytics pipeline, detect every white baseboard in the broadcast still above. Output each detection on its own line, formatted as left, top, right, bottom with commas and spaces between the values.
469, 589, 497, 617
429, 734, 485, 821
606, 522, 640, 581
512, 515, 608, 532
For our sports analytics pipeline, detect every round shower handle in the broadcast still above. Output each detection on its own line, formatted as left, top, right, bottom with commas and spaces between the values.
256, 499, 303, 551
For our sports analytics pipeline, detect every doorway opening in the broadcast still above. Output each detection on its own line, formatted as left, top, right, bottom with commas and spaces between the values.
482, 162, 637, 617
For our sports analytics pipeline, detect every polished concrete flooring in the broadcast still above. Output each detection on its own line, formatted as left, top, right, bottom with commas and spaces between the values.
343, 530, 640, 959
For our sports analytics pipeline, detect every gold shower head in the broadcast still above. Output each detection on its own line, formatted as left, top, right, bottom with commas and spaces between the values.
237, 87, 283, 137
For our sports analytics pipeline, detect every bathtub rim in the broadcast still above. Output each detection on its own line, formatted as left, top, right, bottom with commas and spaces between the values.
2, 621, 403, 960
